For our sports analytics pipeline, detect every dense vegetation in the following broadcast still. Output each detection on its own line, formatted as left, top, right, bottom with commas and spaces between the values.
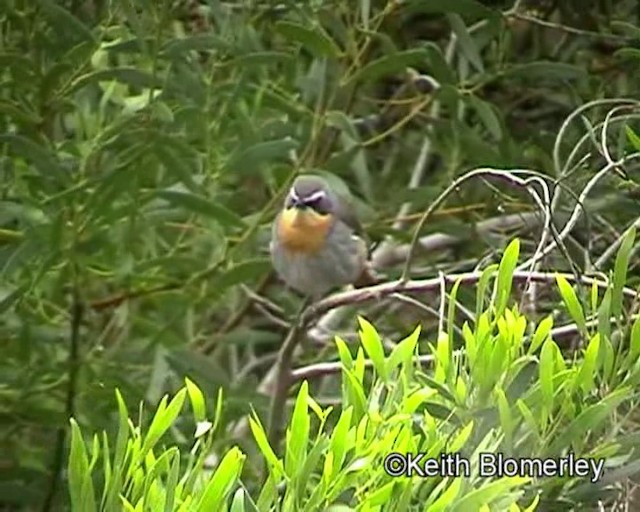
2, 0, 640, 510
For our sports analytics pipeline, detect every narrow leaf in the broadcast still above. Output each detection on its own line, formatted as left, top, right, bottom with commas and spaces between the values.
157, 190, 246, 229
611, 227, 635, 317
275, 21, 340, 58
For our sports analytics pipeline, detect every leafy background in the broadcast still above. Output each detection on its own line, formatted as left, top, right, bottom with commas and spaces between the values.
2, 0, 640, 509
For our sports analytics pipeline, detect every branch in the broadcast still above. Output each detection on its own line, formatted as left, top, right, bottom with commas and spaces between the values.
402, 168, 554, 280
41, 289, 84, 512
266, 299, 310, 453
290, 314, 640, 383
509, 12, 634, 43
308, 270, 637, 320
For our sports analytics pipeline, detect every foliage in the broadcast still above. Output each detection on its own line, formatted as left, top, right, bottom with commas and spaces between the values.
67, 381, 242, 512
68, 237, 640, 510
2, 0, 640, 510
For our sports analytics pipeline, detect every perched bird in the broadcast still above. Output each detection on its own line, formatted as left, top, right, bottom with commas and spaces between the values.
270, 175, 377, 299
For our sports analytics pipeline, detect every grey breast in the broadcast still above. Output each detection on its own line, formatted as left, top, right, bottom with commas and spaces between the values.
270, 217, 365, 297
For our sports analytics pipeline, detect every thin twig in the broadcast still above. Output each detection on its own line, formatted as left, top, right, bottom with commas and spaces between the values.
595, 216, 640, 269
553, 99, 640, 177
520, 153, 640, 270
402, 168, 555, 280
509, 12, 634, 43
266, 298, 310, 452
41, 289, 84, 512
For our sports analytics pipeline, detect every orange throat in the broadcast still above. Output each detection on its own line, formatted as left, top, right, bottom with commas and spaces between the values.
278, 208, 332, 253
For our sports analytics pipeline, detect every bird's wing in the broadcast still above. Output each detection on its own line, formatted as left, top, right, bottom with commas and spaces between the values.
334, 191, 374, 257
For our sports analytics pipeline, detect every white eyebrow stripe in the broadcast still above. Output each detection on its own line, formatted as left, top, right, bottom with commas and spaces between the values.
290, 187, 300, 201
304, 190, 326, 203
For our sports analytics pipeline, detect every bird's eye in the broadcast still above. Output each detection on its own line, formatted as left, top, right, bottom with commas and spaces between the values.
306, 197, 329, 214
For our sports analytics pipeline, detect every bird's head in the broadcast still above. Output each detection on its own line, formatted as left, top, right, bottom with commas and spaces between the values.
278, 175, 336, 253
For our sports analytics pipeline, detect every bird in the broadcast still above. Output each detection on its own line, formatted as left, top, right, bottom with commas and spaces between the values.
270, 174, 377, 299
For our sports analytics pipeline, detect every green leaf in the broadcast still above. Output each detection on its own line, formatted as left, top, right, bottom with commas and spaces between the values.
528, 315, 552, 355
68, 68, 161, 94
161, 35, 230, 57
36, 0, 96, 43
68, 420, 97, 512
361, 481, 395, 506
597, 288, 612, 342
0, 285, 26, 314
0, 53, 37, 76
230, 488, 248, 512
447, 279, 462, 341
335, 336, 354, 370
420, 374, 458, 405
150, 136, 200, 190
516, 399, 539, 439
495, 239, 519, 315
451, 476, 529, 511
386, 325, 420, 373
249, 413, 284, 479
164, 450, 180, 512
628, 315, 640, 368
505, 61, 587, 81
357, 317, 387, 381
625, 125, 640, 151
256, 473, 278, 510
103, 390, 130, 510
545, 387, 631, 455
426, 478, 462, 511
449, 421, 474, 452
467, 95, 501, 139
404, 388, 437, 414
156, 190, 246, 229
0, 134, 63, 175
342, 368, 368, 420
297, 437, 329, 505
602, 335, 615, 383
476, 263, 498, 321
423, 42, 457, 84
141, 389, 187, 457
195, 446, 245, 512
539, 338, 555, 426
616, 48, 640, 62
226, 139, 299, 174
285, 381, 310, 477
495, 387, 514, 450
185, 378, 206, 423
328, 407, 353, 479
590, 281, 599, 316
0, 99, 41, 126
575, 334, 600, 394
556, 275, 588, 338
231, 51, 296, 69
275, 21, 340, 58
348, 49, 430, 83
212, 259, 271, 292
446, 13, 484, 72
612, 21, 640, 38
611, 227, 635, 317
433, 333, 452, 386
